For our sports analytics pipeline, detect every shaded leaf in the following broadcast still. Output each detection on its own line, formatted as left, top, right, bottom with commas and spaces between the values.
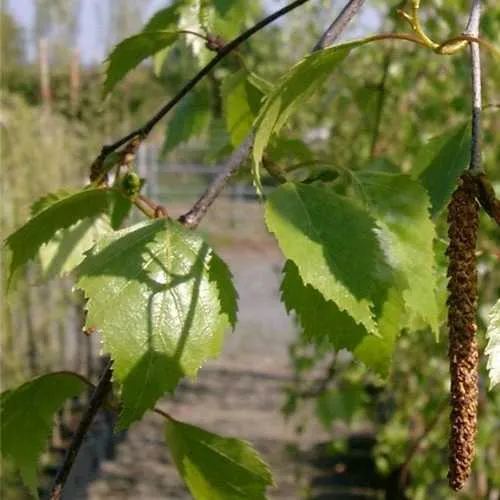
4, 188, 113, 290
76, 219, 237, 428
281, 260, 403, 377
109, 190, 133, 230
415, 122, 471, 216
356, 172, 439, 335
0, 373, 86, 497
485, 299, 500, 390
104, 30, 179, 96
165, 417, 273, 499
142, 4, 182, 76
38, 216, 112, 280
266, 182, 393, 334
162, 88, 211, 155
316, 386, 364, 429
222, 69, 264, 147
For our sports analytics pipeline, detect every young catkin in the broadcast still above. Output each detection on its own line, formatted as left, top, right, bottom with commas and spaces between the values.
446, 174, 480, 491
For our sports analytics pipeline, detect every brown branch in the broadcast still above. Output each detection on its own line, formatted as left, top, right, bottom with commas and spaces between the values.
48, 360, 113, 500
179, 135, 254, 228
313, 0, 366, 51
178, 0, 367, 228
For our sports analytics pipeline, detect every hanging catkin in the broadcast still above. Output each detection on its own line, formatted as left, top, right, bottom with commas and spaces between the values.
446, 173, 479, 490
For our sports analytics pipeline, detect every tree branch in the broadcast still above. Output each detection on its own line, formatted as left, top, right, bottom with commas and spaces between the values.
48, 360, 113, 500
178, 0, 367, 228
313, 0, 366, 52
93, 0, 314, 165
464, 0, 483, 176
179, 135, 254, 228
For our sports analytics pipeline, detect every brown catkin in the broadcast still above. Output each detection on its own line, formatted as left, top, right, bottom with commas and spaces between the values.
446, 173, 480, 491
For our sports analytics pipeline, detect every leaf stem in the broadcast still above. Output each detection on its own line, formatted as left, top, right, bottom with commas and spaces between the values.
49, 360, 113, 500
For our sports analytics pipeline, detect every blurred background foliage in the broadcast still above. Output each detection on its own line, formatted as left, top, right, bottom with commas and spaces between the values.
1, 0, 499, 498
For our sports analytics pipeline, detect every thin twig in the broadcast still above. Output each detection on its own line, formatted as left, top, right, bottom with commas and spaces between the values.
179, 0, 367, 227
179, 135, 254, 228
48, 360, 113, 500
313, 0, 366, 51
94, 0, 314, 163
464, 0, 483, 176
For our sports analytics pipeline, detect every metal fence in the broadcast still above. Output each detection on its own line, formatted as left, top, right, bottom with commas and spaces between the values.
136, 145, 270, 238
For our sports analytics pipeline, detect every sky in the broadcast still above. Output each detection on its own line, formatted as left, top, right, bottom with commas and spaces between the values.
7, 0, 168, 63
7, 1, 380, 65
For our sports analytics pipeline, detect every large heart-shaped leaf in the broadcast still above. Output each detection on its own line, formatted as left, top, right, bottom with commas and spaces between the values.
266, 182, 393, 334
76, 219, 237, 427
355, 172, 439, 335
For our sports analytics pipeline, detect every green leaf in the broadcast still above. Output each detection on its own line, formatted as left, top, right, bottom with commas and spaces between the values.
485, 299, 500, 390
143, 4, 180, 32
208, 252, 238, 329
253, 40, 362, 192
415, 122, 471, 216
266, 182, 393, 334
222, 70, 264, 147
109, 190, 133, 230
267, 137, 315, 165
104, 30, 179, 96
4, 188, 113, 290
281, 260, 403, 377
38, 216, 112, 280
164, 417, 273, 499
162, 88, 211, 155
76, 219, 237, 428
1, 373, 86, 497
315, 386, 364, 429
355, 172, 439, 335
142, 4, 182, 76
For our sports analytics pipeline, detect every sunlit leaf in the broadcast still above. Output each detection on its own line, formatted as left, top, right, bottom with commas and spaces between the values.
76, 219, 237, 428
356, 172, 440, 335
485, 299, 500, 390
266, 182, 394, 334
